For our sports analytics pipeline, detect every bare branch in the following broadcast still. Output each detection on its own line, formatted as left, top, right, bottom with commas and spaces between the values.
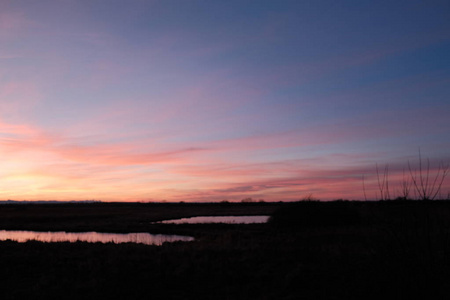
362, 175, 367, 201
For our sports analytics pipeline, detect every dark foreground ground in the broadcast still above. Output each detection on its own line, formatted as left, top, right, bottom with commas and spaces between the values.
1, 201, 450, 299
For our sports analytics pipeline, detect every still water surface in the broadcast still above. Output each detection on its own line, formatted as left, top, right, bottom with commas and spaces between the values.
0, 230, 194, 245
159, 215, 270, 224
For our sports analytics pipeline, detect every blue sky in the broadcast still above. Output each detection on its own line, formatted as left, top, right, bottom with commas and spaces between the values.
0, 0, 449, 201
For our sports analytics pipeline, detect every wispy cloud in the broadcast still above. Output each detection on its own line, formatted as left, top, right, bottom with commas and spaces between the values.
0, 11, 29, 38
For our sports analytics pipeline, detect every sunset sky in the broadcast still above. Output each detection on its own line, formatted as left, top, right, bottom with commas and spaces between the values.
1, 0, 449, 202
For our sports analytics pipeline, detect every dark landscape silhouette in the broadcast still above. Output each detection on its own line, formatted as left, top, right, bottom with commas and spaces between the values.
1, 200, 450, 299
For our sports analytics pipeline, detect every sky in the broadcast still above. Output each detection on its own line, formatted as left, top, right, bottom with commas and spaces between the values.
0, 0, 449, 202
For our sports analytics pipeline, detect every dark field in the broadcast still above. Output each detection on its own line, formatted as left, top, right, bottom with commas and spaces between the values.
0, 202, 278, 234
2, 201, 450, 299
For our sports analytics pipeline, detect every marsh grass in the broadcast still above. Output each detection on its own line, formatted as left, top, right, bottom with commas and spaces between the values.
2, 201, 450, 299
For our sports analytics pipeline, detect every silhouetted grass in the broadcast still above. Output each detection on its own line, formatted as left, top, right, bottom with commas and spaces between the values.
2, 201, 450, 299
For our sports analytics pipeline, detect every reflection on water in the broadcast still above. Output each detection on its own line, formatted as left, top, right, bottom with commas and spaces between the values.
159, 215, 270, 224
0, 230, 194, 245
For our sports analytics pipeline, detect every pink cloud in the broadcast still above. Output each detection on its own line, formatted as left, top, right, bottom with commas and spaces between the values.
0, 116, 208, 167
0, 81, 42, 119
0, 54, 20, 59
53, 143, 208, 166
0, 11, 27, 37
2, 118, 447, 201
161, 152, 450, 202
0, 119, 40, 136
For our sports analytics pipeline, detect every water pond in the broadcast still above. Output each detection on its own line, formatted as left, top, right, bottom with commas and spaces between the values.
0, 230, 194, 245
158, 215, 270, 224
